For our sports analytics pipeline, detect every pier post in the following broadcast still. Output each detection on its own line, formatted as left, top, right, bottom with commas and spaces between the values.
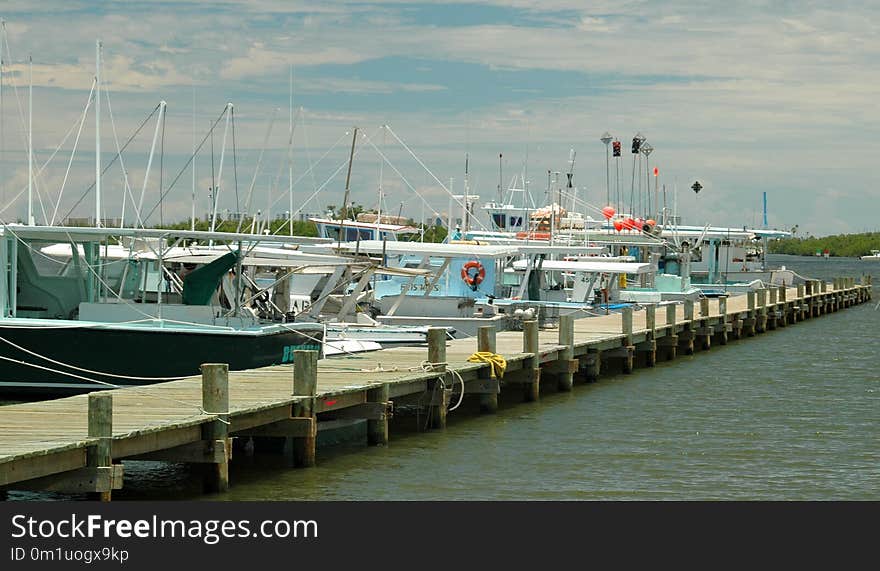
582, 348, 602, 380
621, 306, 633, 342
522, 320, 541, 401
661, 303, 678, 360
717, 297, 729, 345
684, 299, 694, 322
557, 315, 575, 391
696, 298, 712, 350
291, 350, 318, 467
619, 307, 635, 372
796, 284, 806, 320
699, 298, 710, 319
756, 289, 767, 333
778, 285, 789, 325
642, 305, 657, 366
427, 328, 450, 428
811, 280, 820, 316
767, 288, 778, 330
87, 392, 113, 502
477, 326, 499, 412
681, 300, 695, 354
366, 383, 390, 446
201, 363, 231, 492
743, 291, 757, 336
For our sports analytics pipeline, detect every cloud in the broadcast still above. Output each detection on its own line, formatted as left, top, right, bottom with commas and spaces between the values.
0, 1, 878, 233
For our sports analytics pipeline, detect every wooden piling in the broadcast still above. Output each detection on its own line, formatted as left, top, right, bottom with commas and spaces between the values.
582, 349, 602, 380
767, 288, 778, 329
756, 289, 767, 333
696, 298, 712, 350
642, 305, 657, 366
681, 300, 695, 354
366, 383, 390, 446
87, 392, 113, 502
201, 363, 230, 492
662, 304, 678, 360
291, 351, 318, 466
477, 326, 499, 412
684, 299, 694, 322
426, 328, 450, 428
522, 320, 541, 401
717, 297, 729, 344
557, 315, 575, 391
744, 291, 757, 336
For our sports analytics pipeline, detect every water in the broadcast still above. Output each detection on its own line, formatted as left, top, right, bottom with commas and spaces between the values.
5, 255, 878, 500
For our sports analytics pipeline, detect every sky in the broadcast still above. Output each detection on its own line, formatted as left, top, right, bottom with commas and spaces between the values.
0, 0, 877, 236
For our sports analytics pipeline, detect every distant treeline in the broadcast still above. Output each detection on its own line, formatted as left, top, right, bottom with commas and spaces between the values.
155, 215, 448, 243
769, 232, 880, 258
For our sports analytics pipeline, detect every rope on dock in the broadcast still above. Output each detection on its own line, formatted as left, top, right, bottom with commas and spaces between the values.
467, 352, 507, 379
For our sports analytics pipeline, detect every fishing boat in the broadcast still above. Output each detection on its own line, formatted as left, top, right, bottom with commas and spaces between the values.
0, 224, 330, 396
320, 239, 690, 336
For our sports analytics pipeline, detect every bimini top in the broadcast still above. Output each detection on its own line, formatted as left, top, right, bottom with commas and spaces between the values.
511, 259, 653, 274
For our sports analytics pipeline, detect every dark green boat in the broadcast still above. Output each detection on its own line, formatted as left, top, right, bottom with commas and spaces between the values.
0, 225, 328, 397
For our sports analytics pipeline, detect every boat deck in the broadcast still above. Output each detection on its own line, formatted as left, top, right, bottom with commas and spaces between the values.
0, 278, 871, 497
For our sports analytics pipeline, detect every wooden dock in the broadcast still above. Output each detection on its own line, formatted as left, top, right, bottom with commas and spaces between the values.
0, 277, 872, 499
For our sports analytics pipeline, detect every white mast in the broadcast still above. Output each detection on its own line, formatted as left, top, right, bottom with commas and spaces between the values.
288, 65, 293, 236
94, 39, 102, 228
136, 101, 167, 227
209, 103, 233, 233
0, 20, 4, 209
377, 125, 385, 236
191, 69, 196, 231
27, 54, 33, 225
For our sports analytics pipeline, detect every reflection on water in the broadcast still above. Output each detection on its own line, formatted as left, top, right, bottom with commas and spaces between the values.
4, 255, 878, 500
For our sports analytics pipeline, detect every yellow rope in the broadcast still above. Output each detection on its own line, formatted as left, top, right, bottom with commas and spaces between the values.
467, 352, 507, 379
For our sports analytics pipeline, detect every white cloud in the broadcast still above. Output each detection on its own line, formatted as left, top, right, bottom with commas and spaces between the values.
0, 1, 878, 233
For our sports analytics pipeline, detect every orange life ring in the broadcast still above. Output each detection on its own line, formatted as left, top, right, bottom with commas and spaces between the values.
461, 260, 486, 289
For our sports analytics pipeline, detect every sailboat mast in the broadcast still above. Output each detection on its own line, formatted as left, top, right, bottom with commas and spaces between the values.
377, 125, 385, 237
463, 153, 469, 232
95, 40, 101, 228
338, 127, 357, 248
0, 20, 3, 208
288, 65, 294, 236
191, 70, 196, 231
27, 54, 33, 225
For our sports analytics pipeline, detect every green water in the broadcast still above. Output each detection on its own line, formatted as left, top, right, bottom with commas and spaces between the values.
5, 255, 879, 500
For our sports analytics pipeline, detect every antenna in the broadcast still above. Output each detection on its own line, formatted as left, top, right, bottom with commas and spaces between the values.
567, 148, 576, 214
762, 191, 768, 228
497, 152, 502, 204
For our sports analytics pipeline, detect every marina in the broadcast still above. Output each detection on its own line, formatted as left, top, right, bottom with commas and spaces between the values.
0, 4, 877, 511
0, 277, 871, 499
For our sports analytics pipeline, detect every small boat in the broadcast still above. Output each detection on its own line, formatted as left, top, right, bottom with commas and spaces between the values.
860, 250, 880, 261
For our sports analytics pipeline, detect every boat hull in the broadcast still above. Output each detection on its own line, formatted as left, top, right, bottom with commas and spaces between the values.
0, 320, 323, 396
